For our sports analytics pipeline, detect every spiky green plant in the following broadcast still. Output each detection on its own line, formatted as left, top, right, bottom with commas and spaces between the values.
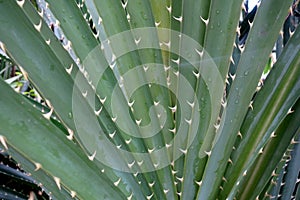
0, 0, 299, 199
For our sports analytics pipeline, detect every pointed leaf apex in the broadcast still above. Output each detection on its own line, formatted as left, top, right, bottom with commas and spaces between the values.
135, 119, 142, 126
166, 5, 172, 13
137, 160, 143, 166
127, 192, 133, 200
114, 177, 121, 186
125, 138, 132, 144
17, 0, 25, 8
193, 70, 200, 78
155, 21, 161, 27
70, 191, 76, 198
109, 130, 116, 138
214, 123, 220, 130
248, 20, 254, 28
134, 37, 141, 45
67, 128, 74, 140
169, 105, 177, 113
154, 101, 160, 106
222, 177, 228, 182
166, 143, 172, 148
164, 65, 171, 71
173, 15, 183, 22
88, 151, 97, 161
200, 16, 209, 25
153, 162, 159, 168
195, 48, 204, 57
43, 107, 54, 120
195, 180, 202, 186
66, 63, 73, 74
0, 135, 8, 150
121, 0, 128, 9
185, 118, 192, 125
238, 131, 243, 139
287, 107, 294, 114
148, 181, 155, 187
34, 162, 42, 171
127, 160, 135, 169
205, 150, 212, 156
148, 147, 155, 153
230, 56, 235, 65
146, 193, 154, 200
53, 176, 61, 190
95, 106, 103, 116
179, 148, 187, 154
291, 138, 299, 144
270, 132, 277, 138
34, 20, 42, 32
112, 116, 117, 122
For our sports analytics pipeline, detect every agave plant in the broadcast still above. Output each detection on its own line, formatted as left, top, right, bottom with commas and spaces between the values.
0, 0, 299, 199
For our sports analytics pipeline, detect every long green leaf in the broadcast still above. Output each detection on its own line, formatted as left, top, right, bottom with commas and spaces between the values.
0, 78, 124, 199
236, 99, 300, 199
221, 24, 300, 198
280, 131, 300, 200
196, 0, 293, 199
0, 1, 149, 198
179, 0, 211, 199
0, 146, 73, 200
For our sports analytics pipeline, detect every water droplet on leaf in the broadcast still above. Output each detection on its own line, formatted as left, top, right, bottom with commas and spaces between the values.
141, 12, 147, 20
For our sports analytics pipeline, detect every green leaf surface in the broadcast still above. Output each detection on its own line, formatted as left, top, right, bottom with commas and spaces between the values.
280, 131, 300, 200
222, 24, 300, 198
196, 0, 294, 199
0, 1, 150, 198
236, 99, 300, 199
0, 78, 124, 200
